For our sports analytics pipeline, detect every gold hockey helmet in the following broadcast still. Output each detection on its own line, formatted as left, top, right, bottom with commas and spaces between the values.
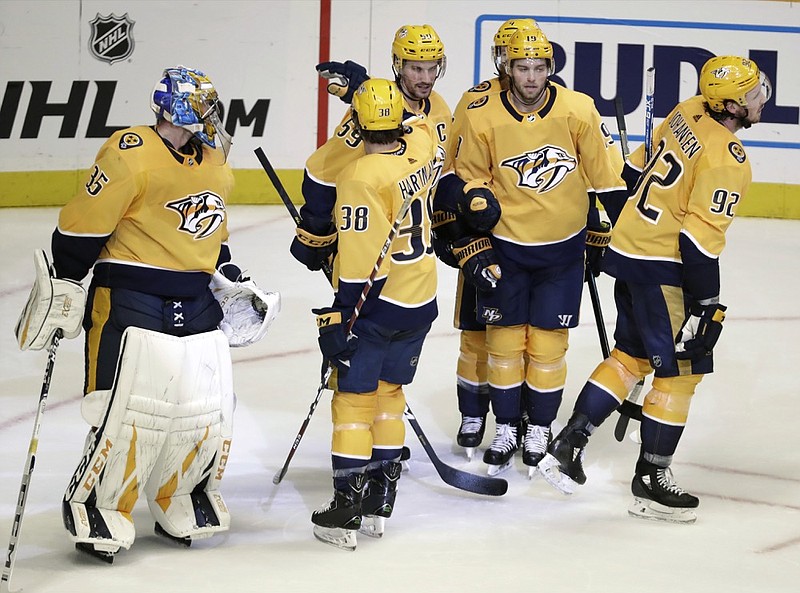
492, 18, 541, 72
352, 78, 404, 131
505, 29, 555, 76
700, 55, 772, 113
391, 24, 446, 79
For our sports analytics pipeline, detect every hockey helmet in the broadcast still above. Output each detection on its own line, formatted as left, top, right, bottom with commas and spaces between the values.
351, 78, 404, 132
505, 29, 555, 76
151, 66, 222, 148
699, 55, 772, 113
492, 18, 540, 72
391, 24, 446, 80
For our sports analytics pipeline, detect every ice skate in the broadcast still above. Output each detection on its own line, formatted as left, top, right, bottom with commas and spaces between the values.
400, 446, 411, 472
456, 415, 486, 461
538, 414, 591, 494
154, 522, 192, 547
75, 542, 118, 564
483, 422, 519, 476
628, 466, 699, 524
312, 472, 365, 551
523, 423, 551, 479
359, 461, 401, 539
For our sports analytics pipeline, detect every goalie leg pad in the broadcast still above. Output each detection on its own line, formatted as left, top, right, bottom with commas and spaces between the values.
143, 328, 235, 540
63, 326, 234, 549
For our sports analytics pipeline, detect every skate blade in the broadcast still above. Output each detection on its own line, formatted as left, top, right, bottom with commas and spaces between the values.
358, 516, 385, 539
537, 454, 576, 495
527, 465, 539, 480
464, 446, 476, 461
313, 525, 358, 550
75, 542, 117, 563
629, 428, 642, 444
628, 497, 697, 524
154, 522, 192, 547
487, 458, 514, 476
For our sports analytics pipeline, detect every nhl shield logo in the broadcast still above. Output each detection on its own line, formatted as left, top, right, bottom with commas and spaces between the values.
89, 13, 135, 65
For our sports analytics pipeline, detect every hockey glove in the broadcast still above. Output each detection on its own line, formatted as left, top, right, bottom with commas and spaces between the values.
290, 216, 338, 272
674, 301, 727, 361
312, 307, 359, 370
457, 183, 501, 233
585, 221, 612, 279
316, 60, 370, 104
430, 210, 462, 269
452, 236, 502, 292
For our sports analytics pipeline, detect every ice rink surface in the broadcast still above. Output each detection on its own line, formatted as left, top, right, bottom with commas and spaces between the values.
1, 206, 798, 593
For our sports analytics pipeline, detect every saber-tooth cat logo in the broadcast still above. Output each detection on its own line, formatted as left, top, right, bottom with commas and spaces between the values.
89, 13, 135, 65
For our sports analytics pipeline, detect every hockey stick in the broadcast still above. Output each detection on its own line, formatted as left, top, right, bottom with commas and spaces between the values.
644, 67, 655, 163
1, 330, 62, 593
262, 146, 507, 496
253, 146, 333, 283
609, 91, 650, 442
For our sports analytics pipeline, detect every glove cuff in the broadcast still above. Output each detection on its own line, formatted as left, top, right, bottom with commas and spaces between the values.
452, 236, 492, 267
586, 221, 612, 248
296, 226, 337, 248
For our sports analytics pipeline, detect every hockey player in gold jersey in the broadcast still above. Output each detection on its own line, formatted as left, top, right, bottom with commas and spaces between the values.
28, 66, 279, 561
539, 56, 771, 523
291, 24, 453, 274
453, 29, 627, 475
309, 79, 441, 551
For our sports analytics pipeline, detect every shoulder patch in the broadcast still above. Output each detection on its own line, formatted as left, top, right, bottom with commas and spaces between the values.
469, 80, 492, 93
728, 141, 746, 164
468, 96, 489, 110
119, 132, 143, 150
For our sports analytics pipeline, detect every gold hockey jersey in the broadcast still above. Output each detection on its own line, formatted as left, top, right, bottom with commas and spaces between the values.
301, 91, 453, 221
455, 82, 626, 261
332, 118, 443, 330
53, 125, 234, 296
604, 95, 751, 287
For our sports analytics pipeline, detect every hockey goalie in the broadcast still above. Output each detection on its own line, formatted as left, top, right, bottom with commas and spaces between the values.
14, 65, 280, 563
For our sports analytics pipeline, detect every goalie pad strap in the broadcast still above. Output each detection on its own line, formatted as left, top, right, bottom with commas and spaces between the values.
452, 236, 492, 267
295, 225, 337, 248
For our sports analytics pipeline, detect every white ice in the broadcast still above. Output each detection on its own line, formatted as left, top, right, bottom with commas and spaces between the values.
1, 206, 798, 593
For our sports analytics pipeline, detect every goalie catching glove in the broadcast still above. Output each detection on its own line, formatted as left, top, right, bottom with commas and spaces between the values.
15, 249, 86, 350
674, 301, 727, 361
451, 236, 502, 292
316, 60, 370, 104
312, 307, 358, 370
209, 267, 281, 347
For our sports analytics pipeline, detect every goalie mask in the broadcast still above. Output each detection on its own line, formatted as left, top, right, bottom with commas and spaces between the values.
492, 18, 540, 74
391, 24, 447, 81
151, 66, 232, 158
351, 79, 404, 132
700, 55, 772, 113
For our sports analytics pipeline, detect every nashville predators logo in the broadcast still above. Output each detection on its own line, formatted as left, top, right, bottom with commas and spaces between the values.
166, 192, 226, 239
501, 145, 577, 193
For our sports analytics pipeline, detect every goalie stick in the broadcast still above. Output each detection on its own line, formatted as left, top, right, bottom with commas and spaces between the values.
256, 147, 508, 496
1, 330, 62, 593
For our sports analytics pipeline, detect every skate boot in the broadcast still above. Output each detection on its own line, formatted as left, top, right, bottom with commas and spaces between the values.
629, 465, 699, 524
456, 415, 486, 460
311, 472, 366, 551
482, 422, 519, 476
74, 542, 118, 564
359, 461, 402, 539
538, 413, 592, 494
523, 423, 551, 479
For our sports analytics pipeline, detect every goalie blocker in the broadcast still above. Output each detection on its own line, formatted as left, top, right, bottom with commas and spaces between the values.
62, 326, 235, 559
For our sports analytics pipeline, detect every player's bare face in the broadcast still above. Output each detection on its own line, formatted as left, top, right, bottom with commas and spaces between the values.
743, 84, 767, 125
399, 60, 439, 101
509, 59, 549, 111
